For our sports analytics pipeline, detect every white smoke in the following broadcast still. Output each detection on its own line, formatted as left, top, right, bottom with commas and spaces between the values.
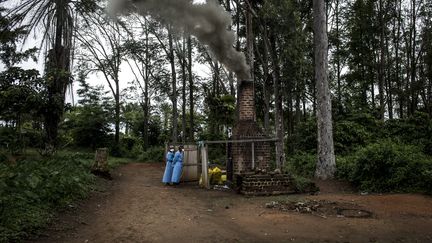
108, 0, 251, 80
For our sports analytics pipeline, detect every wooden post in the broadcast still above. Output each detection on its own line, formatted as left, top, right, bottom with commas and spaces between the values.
252, 142, 255, 169
201, 144, 210, 189
91, 148, 112, 180
93, 148, 108, 172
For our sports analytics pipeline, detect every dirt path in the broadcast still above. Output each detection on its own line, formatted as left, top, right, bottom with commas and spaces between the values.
32, 163, 432, 243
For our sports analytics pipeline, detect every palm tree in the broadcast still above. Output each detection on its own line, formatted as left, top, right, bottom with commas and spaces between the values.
9, 0, 97, 150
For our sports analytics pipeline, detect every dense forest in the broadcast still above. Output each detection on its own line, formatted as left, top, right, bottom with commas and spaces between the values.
1, 0, 432, 241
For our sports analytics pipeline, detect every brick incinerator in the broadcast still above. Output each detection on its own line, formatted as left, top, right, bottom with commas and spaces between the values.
230, 80, 296, 195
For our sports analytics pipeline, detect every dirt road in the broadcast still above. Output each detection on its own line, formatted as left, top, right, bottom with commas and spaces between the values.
33, 163, 432, 243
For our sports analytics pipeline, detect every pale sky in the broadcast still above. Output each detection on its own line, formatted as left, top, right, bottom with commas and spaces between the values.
0, 0, 215, 106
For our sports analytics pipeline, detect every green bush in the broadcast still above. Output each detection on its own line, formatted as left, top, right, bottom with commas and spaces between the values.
336, 140, 432, 193
345, 112, 383, 133
423, 169, 432, 194
287, 119, 317, 153
291, 174, 319, 193
285, 152, 316, 178
334, 120, 371, 154
288, 115, 374, 155
384, 112, 432, 155
121, 137, 138, 151
0, 155, 95, 242
138, 146, 164, 162
335, 155, 356, 180
0, 127, 22, 154
0, 152, 6, 163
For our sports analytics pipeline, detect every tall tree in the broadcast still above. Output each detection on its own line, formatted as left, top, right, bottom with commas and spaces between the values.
0, 6, 42, 153
168, 28, 178, 143
123, 16, 168, 149
9, 0, 97, 150
75, 11, 124, 148
269, 31, 285, 170
313, 0, 336, 179
187, 36, 195, 141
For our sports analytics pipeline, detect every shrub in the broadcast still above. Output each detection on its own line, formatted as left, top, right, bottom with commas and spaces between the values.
345, 112, 383, 133
121, 137, 138, 151
0, 127, 21, 154
0, 155, 95, 242
291, 175, 319, 193
138, 146, 164, 162
423, 169, 432, 194
0, 151, 6, 163
337, 140, 432, 193
285, 152, 316, 178
335, 155, 356, 180
384, 112, 432, 155
288, 115, 374, 155
334, 120, 371, 154
287, 119, 317, 153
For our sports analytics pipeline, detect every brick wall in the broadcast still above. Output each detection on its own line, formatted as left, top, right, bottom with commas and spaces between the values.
239, 174, 296, 196
232, 138, 271, 174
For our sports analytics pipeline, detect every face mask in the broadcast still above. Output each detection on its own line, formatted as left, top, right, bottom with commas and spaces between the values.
170, 149, 174, 152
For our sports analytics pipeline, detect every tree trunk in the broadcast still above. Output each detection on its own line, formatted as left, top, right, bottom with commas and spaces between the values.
181, 36, 187, 143
187, 36, 194, 141
226, 0, 235, 97
313, 0, 336, 180
409, 0, 417, 116
396, 0, 403, 118
143, 20, 150, 149
386, 35, 393, 119
213, 61, 220, 96
295, 86, 301, 125
378, 0, 386, 120
236, 0, 241, 52
270, 32, 284, 170
44, 1, 71, 150
335, 0, 342, 114
114, 82, 120, 147
169, 29, 178, 143
262, 24, 270, 133
246, 1, 254, 81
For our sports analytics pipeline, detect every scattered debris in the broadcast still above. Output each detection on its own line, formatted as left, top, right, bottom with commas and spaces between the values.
212, 185, 230, 191
265, 201, 279, 208
265, 199, 374, 218
337, 208, 373, 218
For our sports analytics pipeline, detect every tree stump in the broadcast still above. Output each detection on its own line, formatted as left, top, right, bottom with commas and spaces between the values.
91, 148, 112, 180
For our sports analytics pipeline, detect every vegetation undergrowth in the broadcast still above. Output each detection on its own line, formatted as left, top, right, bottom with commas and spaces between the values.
285, 112, 432, 194
0, 150, 134, 242
336, 141, 432, 193
137, 146, 164, 163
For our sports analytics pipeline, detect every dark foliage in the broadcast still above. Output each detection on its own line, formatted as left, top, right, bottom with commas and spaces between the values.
336, 140, 432, 193
0, 154, 94, 241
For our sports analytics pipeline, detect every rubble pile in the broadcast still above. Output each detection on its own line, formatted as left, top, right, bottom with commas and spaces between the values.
265, 199, 373, 218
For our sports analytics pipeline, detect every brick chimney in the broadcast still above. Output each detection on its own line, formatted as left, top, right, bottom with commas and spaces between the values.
232, 80, 270, 175
231, 82, 301, 196
238, 80, 255, 121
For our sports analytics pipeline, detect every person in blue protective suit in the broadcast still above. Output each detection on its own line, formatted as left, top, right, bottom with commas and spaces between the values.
162, 145, 175, 185
171, 145, 184, 185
